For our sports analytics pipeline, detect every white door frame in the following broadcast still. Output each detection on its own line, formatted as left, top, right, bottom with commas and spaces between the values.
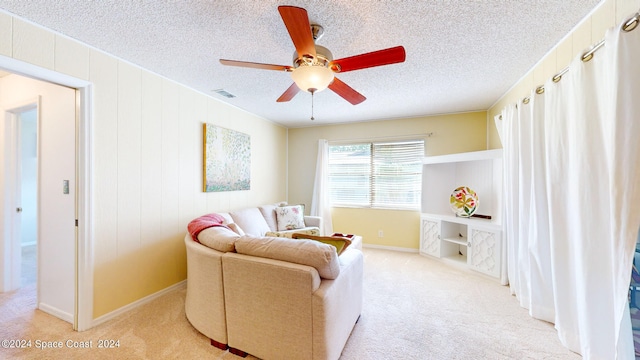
0, 54, 94, 331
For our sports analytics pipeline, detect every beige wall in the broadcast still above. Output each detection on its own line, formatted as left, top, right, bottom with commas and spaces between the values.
487, 0, 640, 148
0, 13, 287, 318
288, 112, 487, 250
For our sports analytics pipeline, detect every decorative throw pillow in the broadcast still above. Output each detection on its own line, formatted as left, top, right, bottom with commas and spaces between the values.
275, 205, 305, 231
292, 233, 352, 255
265, 227, 320, 238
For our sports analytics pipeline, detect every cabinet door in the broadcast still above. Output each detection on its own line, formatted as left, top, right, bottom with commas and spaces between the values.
467, 227, 501, 278
420, 218, 441, 257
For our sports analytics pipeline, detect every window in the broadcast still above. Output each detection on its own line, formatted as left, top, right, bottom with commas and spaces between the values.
328, 140, 424, 210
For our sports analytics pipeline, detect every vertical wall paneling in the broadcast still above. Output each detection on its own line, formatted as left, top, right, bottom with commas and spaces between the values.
138, 71, 165, 295
89, 50, 118, 267
555, 36, 574, 73
178, 87, 196, 231
89, 50, 119, 317
140, 71, 163, 248
160, 79, 181, 241
12, 19, 54, 70
116, 61, 142, 258
0, 13, 11, 57
572, 17, 593, 58
54, 35, 90, 81
593, 0, 616, 42
617, 0, 640, 23
533, 55, 548, 88
541, 50, 557, 84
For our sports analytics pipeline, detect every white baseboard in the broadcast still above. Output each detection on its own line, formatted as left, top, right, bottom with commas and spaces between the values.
91, 280, 186, 328
39, 302, 73, 324
362, 243, 419, 253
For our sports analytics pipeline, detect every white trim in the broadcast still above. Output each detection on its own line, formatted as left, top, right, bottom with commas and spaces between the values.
91, 280, 187, 328
0, 55, 90, 89
362, 243, 419, 253
39, 302, 74, 324
75, 85, 93, 331
0, 55, 94, 332
422, 149, 502, 165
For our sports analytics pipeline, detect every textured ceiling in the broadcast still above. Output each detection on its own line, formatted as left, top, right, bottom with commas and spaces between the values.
0, 1, 602, 128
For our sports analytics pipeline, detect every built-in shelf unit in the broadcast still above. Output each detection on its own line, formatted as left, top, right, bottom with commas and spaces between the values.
420, 149, 504, 280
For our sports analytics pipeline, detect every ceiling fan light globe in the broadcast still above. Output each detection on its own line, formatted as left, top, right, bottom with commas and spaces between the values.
291, 65, 334, 93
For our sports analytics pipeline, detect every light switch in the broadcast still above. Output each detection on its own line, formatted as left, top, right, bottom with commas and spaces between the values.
63, 180, 69, 194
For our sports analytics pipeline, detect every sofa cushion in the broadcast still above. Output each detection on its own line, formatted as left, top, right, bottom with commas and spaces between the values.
275, 205, 306, 231
197, 226, 241, 253
291, 233, 352, 255
258, 204, 279, 232
235, 236, 340, 280
265, 227, 320, 238
229, 208, 271, 236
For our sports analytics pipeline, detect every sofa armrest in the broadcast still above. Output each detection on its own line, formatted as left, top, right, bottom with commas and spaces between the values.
304, 216, 323, 234
184, 234, 227, 344
312, 248, 364, 360
222, 253, 321, 359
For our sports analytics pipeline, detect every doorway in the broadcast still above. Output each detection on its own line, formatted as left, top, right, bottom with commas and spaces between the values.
1, 74, 77, 326
0, 59, 93, 331
18, 107, 38, 289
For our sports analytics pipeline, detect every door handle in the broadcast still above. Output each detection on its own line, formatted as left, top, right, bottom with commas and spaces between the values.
16, 207, 22, 213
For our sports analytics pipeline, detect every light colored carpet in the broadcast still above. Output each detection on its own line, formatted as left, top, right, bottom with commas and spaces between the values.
0, 248, 580, 359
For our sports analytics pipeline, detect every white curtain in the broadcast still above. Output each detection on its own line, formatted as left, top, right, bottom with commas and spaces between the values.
311, 139, 334, 235
503, 17, 640, 359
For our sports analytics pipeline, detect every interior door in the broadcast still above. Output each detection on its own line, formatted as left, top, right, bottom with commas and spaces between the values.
37, 83, 77, 323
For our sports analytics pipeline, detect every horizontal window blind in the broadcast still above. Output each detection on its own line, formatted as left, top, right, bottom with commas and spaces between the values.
328, 143, 371, 207
328, 140, 424, 210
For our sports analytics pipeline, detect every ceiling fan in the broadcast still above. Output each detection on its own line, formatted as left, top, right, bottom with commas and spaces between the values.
219, 5, 406, 108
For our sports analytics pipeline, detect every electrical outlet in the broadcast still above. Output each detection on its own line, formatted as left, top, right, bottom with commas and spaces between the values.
378, 230, 384, 237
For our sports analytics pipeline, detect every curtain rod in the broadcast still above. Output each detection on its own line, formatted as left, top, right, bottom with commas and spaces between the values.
517, 11, 640, 106
329, 133, 433, 145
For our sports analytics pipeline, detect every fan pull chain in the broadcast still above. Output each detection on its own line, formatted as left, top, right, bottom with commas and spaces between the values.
310, 88, 316, 121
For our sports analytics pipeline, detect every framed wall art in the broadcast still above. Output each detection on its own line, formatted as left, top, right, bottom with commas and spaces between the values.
203, 123, 251, 192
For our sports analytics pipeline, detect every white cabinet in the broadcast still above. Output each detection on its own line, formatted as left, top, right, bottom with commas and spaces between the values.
419, 216, 441, 257
419, 150, 505, 281
467, 224, 501, 278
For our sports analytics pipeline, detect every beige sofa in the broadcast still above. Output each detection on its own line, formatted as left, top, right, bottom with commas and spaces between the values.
184, 204, 363, 360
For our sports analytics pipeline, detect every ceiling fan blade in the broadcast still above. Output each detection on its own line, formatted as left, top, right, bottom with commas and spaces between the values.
220, 59, 292, 71
278, 6, 316, 59
328, 77, 366, 105
330, 46, 406, 73
277, 83, 301, 102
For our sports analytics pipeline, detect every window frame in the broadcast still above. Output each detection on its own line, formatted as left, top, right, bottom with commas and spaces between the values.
327, 139, 425, 211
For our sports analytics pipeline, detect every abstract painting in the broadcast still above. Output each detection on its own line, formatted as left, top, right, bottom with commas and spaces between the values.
203, 123, 250, 192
